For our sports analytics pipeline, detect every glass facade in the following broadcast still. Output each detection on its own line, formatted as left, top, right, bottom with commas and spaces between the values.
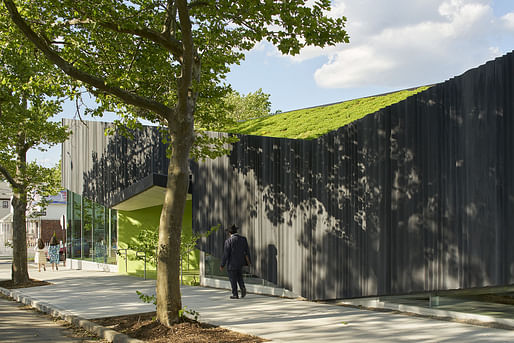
66, 191, 117, 265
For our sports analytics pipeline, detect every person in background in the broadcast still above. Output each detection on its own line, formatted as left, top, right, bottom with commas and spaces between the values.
59, 240, 66, 267
48, 234, 60, 271
220, 224, 252, 299
35, 238, 46, 272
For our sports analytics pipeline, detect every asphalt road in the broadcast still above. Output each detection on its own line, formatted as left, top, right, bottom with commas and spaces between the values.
0, 295, 83, 342
0, 256, 103, 343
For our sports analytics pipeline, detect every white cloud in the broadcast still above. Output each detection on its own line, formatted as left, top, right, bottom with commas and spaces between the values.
316, 1, 497, 87
278, 0, 514, 89
314, 47, 395, 88
327, 0, 346, 19
502, 12, 514, 29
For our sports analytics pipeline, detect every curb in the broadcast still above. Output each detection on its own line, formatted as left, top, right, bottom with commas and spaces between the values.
337, 298, 514, 329
0, 286, 143, 343
381, 302, 514, 328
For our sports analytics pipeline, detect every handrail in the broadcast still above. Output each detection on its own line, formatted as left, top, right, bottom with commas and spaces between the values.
116, 246, 196, 284
136, 250, 147, 280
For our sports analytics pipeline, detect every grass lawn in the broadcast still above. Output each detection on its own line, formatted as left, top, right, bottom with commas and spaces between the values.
225, 86, 430, 139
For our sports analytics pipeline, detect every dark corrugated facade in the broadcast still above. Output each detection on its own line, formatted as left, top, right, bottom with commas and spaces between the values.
62, 120, 169, 208
192, 51, 514, 300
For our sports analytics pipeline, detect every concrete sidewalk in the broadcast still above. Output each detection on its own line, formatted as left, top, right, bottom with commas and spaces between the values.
1, 259, 513, 342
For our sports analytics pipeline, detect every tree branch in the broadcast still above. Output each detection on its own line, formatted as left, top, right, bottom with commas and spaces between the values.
163, 0, 177, 37
3, 0, 172, 119
94, 20, 184, 61
188, 0, 209, 9
0, 164, 20, 189
61, 17, 184, 61
176, 0, 195, 124
23, 140, 35, 152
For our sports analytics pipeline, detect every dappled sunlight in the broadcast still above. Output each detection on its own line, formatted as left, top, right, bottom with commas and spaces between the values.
194, 52, 514, 306
2, 261, 514, 343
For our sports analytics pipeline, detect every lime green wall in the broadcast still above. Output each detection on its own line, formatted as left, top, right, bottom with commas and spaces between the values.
117, 199, 199, 283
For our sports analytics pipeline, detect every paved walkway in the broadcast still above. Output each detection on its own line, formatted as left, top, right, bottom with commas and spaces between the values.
1, 258, 513, 342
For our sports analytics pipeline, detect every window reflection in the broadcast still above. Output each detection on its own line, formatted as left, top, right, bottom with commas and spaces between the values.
83, 198, 93, 261
72, 192, 82, 258
93, 203, 106, 263
65, 191, 117, 265
109, 210, 118, 264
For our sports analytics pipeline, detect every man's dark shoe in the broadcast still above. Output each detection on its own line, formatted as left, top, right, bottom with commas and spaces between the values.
230, 295, 239, 299
241, 288, 247, 298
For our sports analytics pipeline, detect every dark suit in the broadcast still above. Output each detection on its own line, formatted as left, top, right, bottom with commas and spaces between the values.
221, 233, 251, 297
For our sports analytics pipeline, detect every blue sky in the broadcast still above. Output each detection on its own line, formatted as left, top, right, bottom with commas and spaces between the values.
29, 0, 514, 167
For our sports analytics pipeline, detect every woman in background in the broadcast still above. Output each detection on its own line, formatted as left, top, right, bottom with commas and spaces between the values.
35, 238, 46, 272
48, 235, 60, 271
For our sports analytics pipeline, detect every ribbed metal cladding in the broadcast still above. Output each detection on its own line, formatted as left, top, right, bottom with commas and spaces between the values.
62, 119, 170, 207
192, 51, 514, 300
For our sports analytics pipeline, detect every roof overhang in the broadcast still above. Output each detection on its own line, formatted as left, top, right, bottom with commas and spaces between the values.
110, 174, 191, 211
113, 186, 192, 211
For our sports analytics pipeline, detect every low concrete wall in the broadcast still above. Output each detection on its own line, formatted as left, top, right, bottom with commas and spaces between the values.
66, 259, 118, 273
201, 276, 299, 299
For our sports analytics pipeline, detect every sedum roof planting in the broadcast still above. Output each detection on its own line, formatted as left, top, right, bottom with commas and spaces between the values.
225, 86, 430, 139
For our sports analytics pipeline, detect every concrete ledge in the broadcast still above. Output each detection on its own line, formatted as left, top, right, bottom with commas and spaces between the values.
337, 298, 514, 328
201, 276, 299, 298
0, 286, 141, 343
67, 258, 118, 273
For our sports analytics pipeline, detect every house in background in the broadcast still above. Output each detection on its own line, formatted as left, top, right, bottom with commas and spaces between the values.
0, 182, 13, 255
62, 51, 514, 300
0, 182, 11, 219
26, 191, 67, 245
0, 182, 66, 256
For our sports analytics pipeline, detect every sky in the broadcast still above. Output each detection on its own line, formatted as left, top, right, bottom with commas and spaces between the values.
28, 0, 514, 167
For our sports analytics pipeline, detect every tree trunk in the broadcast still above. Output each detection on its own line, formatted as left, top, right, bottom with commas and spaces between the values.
156, 121, 194, 326
12, 133, 29, 285
11, 189, 29, 285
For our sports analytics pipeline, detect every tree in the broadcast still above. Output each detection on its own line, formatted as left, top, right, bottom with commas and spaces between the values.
0, 15, 70, 285
3, 0, 349, 325
27, 161, 64, 213
224, 89, 272, 122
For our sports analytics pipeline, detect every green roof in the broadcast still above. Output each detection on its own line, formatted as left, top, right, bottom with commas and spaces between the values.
225, 86, 430, 139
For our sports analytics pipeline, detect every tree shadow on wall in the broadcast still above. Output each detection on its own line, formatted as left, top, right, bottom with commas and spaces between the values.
195, 74, 513, 300
77, 123, 170, 208
198, 119, 389, 299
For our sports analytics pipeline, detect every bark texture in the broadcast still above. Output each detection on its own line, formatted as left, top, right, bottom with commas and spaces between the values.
11, 135, 29, 285
11, 191, 29, 285
157, 122, 194, 325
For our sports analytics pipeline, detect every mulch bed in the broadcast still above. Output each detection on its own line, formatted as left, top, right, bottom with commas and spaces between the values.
92, 311, 268, 343
0, 278, 51, 289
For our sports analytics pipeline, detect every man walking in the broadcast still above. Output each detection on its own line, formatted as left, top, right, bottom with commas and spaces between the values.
220, 224, 251, 299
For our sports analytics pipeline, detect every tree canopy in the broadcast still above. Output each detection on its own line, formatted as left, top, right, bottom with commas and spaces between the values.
0, 9, 70, 284
0, 9, 69, 199
3, 0, 349, 325
224, 89, 272, 122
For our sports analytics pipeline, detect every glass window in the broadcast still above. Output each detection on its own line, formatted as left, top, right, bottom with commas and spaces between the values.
109, 209, 118, 264
82, 197, 94, 261
71, 192, 82, 258
66, 191, 72, 258
65, 190, 117, 265
2, 200, 8, 208
93, 203, 107, 263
